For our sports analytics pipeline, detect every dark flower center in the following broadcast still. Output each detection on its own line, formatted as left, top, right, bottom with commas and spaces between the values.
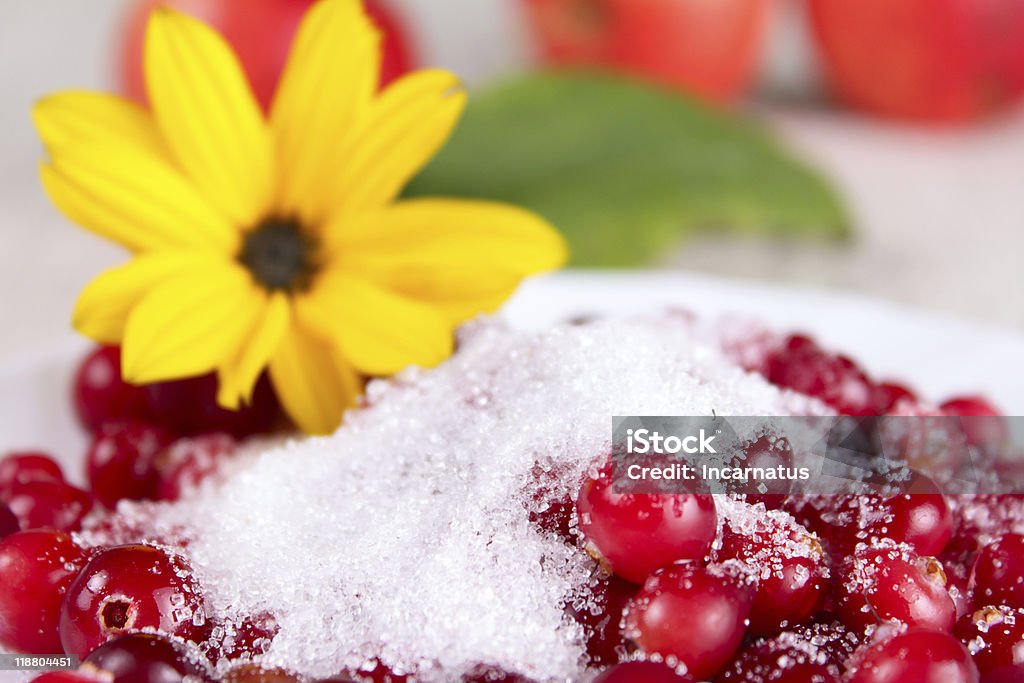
240, 218, 318, 292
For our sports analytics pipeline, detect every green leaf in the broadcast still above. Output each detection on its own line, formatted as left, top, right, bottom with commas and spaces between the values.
404, 73, 851, 267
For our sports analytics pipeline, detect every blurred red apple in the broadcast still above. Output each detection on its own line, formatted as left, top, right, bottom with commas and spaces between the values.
809, 0, 1024, 122
119, 0, 415, 112
521, 0, 772, 103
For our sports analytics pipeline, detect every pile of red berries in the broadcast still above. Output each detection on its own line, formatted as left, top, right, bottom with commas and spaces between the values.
1, 336, 1021, 682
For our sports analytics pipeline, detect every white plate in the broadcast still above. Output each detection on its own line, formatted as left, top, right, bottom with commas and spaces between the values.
2, 271, 1023, 484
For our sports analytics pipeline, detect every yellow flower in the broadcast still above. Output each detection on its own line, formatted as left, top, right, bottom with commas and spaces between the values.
33, 0, 567, 435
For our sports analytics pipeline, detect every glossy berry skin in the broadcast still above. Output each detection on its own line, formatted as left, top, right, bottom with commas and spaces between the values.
565, 574, 636, 665
717, 637, 839, 682
592, 660, 693, 683
60, 544, 209, 657
955, 606, 1024, 682
0, 452, 65, 497
837, 544, 956, 635
971, 534, 1024, 610
157, 434, 239, 502
809, 0, 1024, 123
717, 515, 827, 636
144, 373, 282, 439
869, 474, 953, 557
521, 0, 771, 103
0, 501, 18, 539
576, 462, 717, 583
624, 563, 754, 680
73, 346, 150, 434
764, 335, 877, 415
4, 480, 93, 532
30, 674, 106, 683
0, 530, 87, 654
82, 632, 208, 683
87, 422, 173, 508
846, 628, 979, 683
941, 396, 1008, 448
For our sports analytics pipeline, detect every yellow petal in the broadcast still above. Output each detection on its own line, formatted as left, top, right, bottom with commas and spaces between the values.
328, 198, 568, 322
271, 0, 380, 225
330, 69, 466, 217
297, 272, 452, 375
122, 263, 262, 384
74, 252, 227, 345
33, 91, 167, 160
217, 293, 290, 409
145, 8, 274, 227
268, 323, 362, 435
40, 144, 239, 253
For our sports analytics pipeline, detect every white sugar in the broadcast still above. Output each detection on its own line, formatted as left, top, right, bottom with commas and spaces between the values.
86, 316, 822, 680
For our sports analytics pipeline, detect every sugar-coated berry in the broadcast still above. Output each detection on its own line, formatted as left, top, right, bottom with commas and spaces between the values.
0, 530, 87, 654
624, 562, 754, 680
837, 542, 956, 635
564, 574, 636, 665
716, 635, 840, 682
764, 335, 878, 415
156, 433, 239, 502
82, 632, 209, 683
73, 346, 152, 434
577, 462, 717, 583
954, 605, 1024, 681
868, 473, 953, 557
592, 661, 693, 683
4, 479, 93, 532
716, 508, 827, 636
60, 544, 209, 657
87, 422, 173, 509
971, 534, 1024, 611
846, 627, 979, 683
0, 501, 18, 539
0, 452, 64, 497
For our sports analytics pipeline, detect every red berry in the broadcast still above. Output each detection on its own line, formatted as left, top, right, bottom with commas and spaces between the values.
971, 534, 1024, 610
955, 605, 1024, 680
209, 612, 279, 663
837, 542, 956, 635
144, 373, 282, 439
809, 0, 1024, 123
4, 480, 93, 532
82, 632, 209, 683
565, 574, 636, 665
521, 0, 771, 103
73, 346, 151, 434
730, 434, 794, 505
874, 383, 917, 414
577, 462, 717, 583
0, 452, 64, 497
846, 627, 979, 683
224, 665, 302, 682
764, 335, 877, 416
460, 665, 534, 682
624, 562, 754, 680
59, 544, 209, 657
0, 530, 87, 654
156, 434, 239, 502
30, 674, 106, 683
717, 507, 828, 636
86, 422, 173, 509
0, 501, 19, 539
716, 634, 841, 682
868, 473, 953, 557
942, 396, 1009, 448
592, 661, 693, 683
